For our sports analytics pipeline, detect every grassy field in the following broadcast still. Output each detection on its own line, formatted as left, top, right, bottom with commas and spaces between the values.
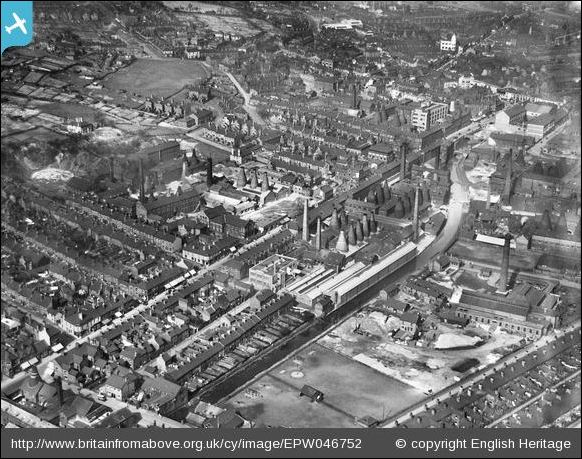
38, 102, 101, 121
102, 58, 208, 98
224, 343, 425, 427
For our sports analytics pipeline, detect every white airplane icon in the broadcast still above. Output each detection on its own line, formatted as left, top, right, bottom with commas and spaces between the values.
5, 12, 28, 35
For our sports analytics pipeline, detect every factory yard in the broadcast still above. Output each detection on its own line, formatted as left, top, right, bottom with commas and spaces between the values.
224, 343, 425, 428
320, 310, 524, 395
102, 58, 208, 98
450, 239, 540, 271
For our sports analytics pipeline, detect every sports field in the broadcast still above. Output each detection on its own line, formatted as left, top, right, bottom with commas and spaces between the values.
103, 58, 208, 98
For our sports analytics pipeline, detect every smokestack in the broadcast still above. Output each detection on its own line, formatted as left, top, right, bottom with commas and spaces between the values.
315, 216, 322, 250
336, 230, 348, 252
302, 198, 309, 241
435, 144, 441, 173
400, 142, 408, 181
139, 159, 145, 202
206, 156, 213, 188
362, 214, 370, 238
498, 234, 511, 293
485, 180, 491, 210
502, 149, 513, 205
352, 84, 358, 109
348, 223, 357, 245
413, 186, 420, 241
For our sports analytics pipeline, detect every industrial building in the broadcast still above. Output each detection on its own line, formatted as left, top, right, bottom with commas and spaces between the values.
248, 254, 299, 291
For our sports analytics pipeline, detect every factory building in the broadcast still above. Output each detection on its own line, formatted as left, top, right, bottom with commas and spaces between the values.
248, 254, 299, 291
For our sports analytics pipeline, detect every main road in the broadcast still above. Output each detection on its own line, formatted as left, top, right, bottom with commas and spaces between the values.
223, 70, 266, 126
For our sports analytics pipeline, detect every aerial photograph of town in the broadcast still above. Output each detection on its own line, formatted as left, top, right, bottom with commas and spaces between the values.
1, 0, 581, 449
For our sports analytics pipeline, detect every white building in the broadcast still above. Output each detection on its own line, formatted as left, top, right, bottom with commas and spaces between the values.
411, 103, 448, 131
440, 33, 457, 52
458, 74, 475, 89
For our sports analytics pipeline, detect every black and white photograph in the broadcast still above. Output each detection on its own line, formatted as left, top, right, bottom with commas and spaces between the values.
1, 1, 580, 458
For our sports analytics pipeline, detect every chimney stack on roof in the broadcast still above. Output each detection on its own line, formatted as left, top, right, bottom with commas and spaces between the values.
315, 216, 322, 250
302, 198, 309, 242
413, 186, 420, 241
498, 234, 512, 294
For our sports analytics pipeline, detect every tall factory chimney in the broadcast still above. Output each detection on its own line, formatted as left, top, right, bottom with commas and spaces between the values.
302, 198, 309, 242
413, 186, 420, 241
139, 158, 145, 202
400, 142, 408, 182
485, 180, 491, 210
502, 149, 513, 205
315, 216, 322, 250
206, 156, 213, 188
498, 234, 512, 293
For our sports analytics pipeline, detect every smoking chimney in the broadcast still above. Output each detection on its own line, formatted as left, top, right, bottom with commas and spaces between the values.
315, 216, 322, 250
302, 198, 309, 242
139, 159, 145, 202
400, 142, 408, 181
498, 234, 512, 293
336, 230, 349, 252
206, 156, 213, 188
413, 186, 420, 241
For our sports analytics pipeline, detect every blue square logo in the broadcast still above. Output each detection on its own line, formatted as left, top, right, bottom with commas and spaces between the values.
2, 1, 34, 54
